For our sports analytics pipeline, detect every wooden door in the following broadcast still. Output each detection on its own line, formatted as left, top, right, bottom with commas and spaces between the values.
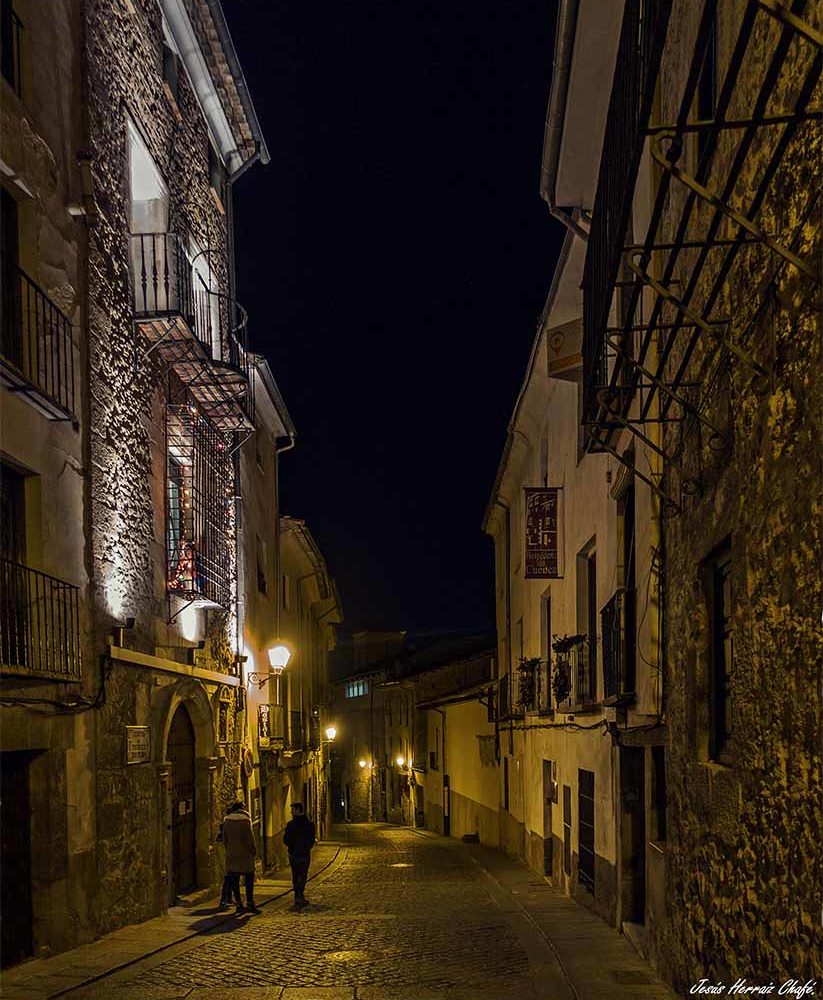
168, 705, 196, 896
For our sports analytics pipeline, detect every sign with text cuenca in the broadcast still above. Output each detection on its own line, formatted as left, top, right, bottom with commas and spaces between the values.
524, 487, 561, 579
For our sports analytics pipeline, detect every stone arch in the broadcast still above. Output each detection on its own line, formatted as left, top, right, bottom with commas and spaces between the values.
151, 679, 219, 901
153, 678, 216, 763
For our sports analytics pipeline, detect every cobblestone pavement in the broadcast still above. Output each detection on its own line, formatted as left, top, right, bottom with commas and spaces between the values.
64, 825, 545, 999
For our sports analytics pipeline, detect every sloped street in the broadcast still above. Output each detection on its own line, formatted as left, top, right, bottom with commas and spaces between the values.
29, 825, 679, 1000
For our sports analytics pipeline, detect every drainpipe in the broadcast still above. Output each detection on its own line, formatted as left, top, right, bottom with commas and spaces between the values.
539, 0, 590, 242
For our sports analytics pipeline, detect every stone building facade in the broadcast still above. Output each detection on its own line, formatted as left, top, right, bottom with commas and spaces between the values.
0, 0, 91, 966
618, 0, 822, 987
0, 0, 317, 967
485, 0, 821, 992
83, 0, 270, 934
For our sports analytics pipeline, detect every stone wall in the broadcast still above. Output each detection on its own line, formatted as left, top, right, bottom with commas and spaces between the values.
85, 0, 230, 650
84, 0, 242, 930
659, 0, 823, 988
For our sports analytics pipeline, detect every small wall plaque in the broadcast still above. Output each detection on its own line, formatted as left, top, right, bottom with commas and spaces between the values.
126, 726, 151, 764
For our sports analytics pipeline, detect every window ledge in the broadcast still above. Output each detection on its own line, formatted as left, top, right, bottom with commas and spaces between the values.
603, 692, 637, 708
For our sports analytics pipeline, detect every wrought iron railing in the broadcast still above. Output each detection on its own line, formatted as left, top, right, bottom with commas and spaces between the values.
1, 257, 76, 417
1, 5, 22, 95
602, 588, 637, 699
130, 232, 251, 385
0, 558, 81, 679
582, 0, 673, 430
553, 637, 595, 709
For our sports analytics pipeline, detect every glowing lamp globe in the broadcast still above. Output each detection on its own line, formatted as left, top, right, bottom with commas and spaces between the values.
267, 643, 291, 675
324, 726, 337, 742
358, 759, 367, 769
396, 756, 405, 768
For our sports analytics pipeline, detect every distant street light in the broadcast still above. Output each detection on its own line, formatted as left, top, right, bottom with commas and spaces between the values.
358, 759, 367, 769
396, 756, 405, 768
324, 726, 337, 742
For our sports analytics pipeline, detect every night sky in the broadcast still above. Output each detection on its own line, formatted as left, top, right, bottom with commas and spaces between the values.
229, 2, 565, 630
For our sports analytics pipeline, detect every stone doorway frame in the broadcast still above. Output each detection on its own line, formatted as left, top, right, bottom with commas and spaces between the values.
154, 679, 217, 906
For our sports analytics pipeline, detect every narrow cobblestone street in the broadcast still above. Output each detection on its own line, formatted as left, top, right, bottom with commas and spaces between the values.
41, 825, 678, 1000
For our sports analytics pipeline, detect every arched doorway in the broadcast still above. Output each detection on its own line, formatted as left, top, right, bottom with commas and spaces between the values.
168, 704, 196, 896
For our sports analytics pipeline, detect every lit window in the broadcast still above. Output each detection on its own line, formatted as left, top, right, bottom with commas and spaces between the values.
344, 679, 369, 699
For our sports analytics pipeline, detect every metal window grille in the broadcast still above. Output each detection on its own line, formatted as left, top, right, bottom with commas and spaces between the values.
165, 401, 232, 609
0, 559, 81, 679
583, 0, 821, 507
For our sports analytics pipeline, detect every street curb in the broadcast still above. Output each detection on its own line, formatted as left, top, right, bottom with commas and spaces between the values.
45, 842, 343, 999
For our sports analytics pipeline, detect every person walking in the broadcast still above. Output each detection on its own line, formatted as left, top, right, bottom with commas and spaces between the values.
221, 800, 260, 914
283, 802, 316, 907
216, 806, 233, 909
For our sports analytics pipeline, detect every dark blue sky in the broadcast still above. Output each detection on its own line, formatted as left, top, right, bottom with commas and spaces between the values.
229, 1, 564, 629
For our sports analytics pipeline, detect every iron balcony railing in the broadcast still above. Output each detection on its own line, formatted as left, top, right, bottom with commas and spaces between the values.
1, 4, 22, 96
129, 232, 253, 429
602, 588, 637, 700
581, 0, 673, 431
1, 257, 76, 418
0, 558, 81, 680
554, 637, 595, 709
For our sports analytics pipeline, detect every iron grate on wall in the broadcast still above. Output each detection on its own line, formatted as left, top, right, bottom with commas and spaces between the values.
165, 398, 233, 610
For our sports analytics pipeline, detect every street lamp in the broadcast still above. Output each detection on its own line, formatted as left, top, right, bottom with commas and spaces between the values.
324, 726, 337, 742
247, 642, 292, 687
268, 643, 292, 673
358, 759, 367, 769
396, 755, 405, 768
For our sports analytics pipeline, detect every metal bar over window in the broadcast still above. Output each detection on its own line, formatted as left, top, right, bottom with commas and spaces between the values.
582, 0, 821, 507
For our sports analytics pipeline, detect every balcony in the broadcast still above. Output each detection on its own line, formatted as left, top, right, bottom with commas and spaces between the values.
553, 636, 595, 710
601, 588, 636, 702
0, 559, 81, 680
130, 233, 254, 433
1, 259, 76, 420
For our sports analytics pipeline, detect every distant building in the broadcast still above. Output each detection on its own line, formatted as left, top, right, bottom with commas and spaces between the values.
329, 631, 496, 834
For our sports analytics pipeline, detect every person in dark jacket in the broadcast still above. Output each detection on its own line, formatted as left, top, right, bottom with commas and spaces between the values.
283, 802, 316, 906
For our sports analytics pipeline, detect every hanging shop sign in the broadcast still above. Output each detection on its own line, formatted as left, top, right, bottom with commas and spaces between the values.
524, 487, 561, 578
125, 726, 151, 764
258, 704, 271, 749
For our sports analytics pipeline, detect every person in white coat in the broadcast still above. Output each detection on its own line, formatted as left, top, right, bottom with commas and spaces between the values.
221, 801, 259, 914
